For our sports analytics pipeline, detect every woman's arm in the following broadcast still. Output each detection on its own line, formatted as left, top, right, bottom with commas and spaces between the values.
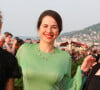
5, 78, 14, 90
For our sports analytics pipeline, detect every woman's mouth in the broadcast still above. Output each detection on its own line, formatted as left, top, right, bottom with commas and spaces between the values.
45, 34, 53, 39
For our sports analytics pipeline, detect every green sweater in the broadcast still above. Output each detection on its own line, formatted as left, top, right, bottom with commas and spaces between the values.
16, 43, 82, 90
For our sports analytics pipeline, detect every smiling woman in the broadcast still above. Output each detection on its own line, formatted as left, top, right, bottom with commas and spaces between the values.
16, 10, 96, 90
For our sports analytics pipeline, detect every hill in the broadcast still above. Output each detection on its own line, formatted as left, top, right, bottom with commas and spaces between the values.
58, 23, 100, 43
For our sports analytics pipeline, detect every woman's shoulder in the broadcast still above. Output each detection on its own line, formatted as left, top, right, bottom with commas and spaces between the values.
55, 48, 71, 59
17, 43, 38, 54
56, 48, 70, 55
19, 43, 38, 50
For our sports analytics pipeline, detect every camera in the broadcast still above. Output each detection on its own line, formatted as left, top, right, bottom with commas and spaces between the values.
92, 54, 100, 62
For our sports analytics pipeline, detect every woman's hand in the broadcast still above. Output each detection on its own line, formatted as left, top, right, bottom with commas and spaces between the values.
81, 55, 96, 72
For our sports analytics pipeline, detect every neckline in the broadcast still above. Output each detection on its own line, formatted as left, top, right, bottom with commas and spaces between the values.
36, 43, 57, 55
36, 43, 57, 60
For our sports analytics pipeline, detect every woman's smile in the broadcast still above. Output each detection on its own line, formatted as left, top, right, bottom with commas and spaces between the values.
44, 33, 53, 39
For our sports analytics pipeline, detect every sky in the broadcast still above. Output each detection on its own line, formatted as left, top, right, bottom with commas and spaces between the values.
0, 0, 100, 37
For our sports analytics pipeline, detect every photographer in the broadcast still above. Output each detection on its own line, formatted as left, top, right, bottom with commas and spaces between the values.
83, 49, 100, 90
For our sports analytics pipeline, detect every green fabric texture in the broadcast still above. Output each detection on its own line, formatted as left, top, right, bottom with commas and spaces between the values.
16, 43, 82, 90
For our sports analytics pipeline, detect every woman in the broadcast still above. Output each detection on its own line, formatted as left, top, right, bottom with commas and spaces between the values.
16, 10, 96, 90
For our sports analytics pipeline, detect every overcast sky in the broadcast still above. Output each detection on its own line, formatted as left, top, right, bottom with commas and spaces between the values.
0, 0, 100, 37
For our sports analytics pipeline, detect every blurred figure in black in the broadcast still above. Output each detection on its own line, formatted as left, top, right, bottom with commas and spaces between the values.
0, 11, 21, 90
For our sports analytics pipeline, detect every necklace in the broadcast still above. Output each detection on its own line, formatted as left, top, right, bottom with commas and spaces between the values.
38, 47, 55, 60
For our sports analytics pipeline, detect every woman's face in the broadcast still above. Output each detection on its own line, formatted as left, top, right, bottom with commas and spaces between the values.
38, 16, 59, 44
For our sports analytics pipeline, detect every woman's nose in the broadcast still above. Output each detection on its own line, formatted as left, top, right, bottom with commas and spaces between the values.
46, 27, 52, 32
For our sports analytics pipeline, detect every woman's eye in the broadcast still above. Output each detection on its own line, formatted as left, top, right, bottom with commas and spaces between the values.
52, 26, 57, 29
43, 25, 48, 28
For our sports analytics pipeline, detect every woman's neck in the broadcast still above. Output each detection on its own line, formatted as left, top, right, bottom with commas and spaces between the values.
39, 40, 55, 53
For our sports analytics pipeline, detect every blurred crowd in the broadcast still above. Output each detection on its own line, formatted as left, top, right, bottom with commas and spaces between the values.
0, 32, 40, 56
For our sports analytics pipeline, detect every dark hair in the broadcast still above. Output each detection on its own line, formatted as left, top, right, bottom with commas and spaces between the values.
16, 39, 24, 45
14, 37, 24, 46
37, 10, 62, 34
4, 32, 13, 37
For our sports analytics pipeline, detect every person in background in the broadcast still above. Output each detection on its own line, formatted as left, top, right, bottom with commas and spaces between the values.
83, 51, 100, 90
16, 10, 96, 90
12, 37, 24, 55
0, 10, 21, 90
3, 32, 13, 53
13, 37, 24, 90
